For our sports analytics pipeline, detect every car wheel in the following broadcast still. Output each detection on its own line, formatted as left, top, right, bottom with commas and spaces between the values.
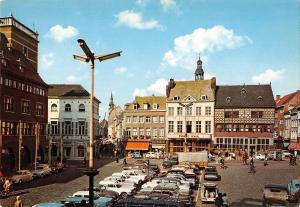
120, 192, 127, 198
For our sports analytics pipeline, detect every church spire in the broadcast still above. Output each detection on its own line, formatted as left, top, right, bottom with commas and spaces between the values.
109, 92, 114, 112
195, 55, 204, 80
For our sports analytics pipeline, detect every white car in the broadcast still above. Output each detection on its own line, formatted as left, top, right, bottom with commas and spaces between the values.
99, 179, 119, 186
145, 152, 159, 159
111, 173, 139, 186
282, 150, 291, 158
122, 170, 147, 183
255, 153, 266, 160
99, 182, 135, 198
32, 164, 52, 178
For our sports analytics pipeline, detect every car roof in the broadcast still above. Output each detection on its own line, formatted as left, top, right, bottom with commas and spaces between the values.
203, 182, 217, 187
32, 203, 64, 207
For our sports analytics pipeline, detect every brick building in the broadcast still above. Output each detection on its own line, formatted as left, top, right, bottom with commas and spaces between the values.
0, 15, 48, 172
214, 85, 275, 153
124, 96, 166, 155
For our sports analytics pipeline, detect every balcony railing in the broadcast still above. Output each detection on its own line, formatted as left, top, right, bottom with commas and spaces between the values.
0, 16, 38, 40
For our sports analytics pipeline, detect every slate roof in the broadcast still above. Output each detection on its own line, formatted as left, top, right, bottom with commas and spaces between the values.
167, 79, 214, 102
215, 85, 275, 108
125, 96, 166, 110
48, 84, 100, 103
0, 32, 48, 87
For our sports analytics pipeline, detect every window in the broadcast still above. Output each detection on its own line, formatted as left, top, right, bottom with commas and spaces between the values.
139, 116, 144, 123
77, 146, 84, 157
143, 104, 148, 110
79, 104, 85, 112
153, 128, 158, 137
78, 121, 86, 135
126, 116, 131, 123
177, 107, 183, 116
225, 111, 239, 118
50, 121, 59, 135
201, 95, 207, 100
173, 96, 180, 101
168, 121, 174, 133
134, 104, 139, 110
196, 107, 201, 116
153, 103, 158, 109
251, 111, 263, 118
186, 121, 192, 133
133, 116, 138, 123
168, 107, 174, 116
146, 116, 151, 123
139, 128, 144, 136
153, 116, 158, 123
159, 116, 164, 123
65, 104, 71, 112
22, 100, 30, 114
205, 106, 211, 115
23, 46, 28, 57
159, 128, 164, 137
126, 128, 131, 136
186, 107, 192, 116
4, 96, 14, 112
133, 128, 138, 136
177, 121, 183, 133
196, 121, 201, 133
205, 121, 211, 133
146, 128, 151, 136
36, 103, 44, 116
51, 104, 58, 112
64, 121, 72, 135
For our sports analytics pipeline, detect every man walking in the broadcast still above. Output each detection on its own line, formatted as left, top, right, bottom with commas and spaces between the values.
14, 196, 22, 207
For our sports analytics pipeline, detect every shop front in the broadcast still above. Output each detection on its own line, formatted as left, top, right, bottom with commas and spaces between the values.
125, 141, 150, 156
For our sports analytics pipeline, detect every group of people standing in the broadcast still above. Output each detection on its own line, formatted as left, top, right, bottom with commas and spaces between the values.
215, 193, 229, 207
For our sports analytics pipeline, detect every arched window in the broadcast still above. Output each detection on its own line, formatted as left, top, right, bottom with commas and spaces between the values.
51, 104, 57, 112
79, 104, 85, 112
77, 146, 84, 157
65, 104, 71, 112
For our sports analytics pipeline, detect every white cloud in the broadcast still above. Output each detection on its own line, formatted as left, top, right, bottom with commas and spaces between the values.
162, 25, 251, 70
132, 78, 168, 98
41, 53, 55, 69
114, 66, 128, 73
136, 0, 148, 5
115, 10, 165, 31
160, 0, 177, 11
133, 88, 147, 97
66, 74, 88, 83
46, 25, 78, 42
252, 69, 284, 84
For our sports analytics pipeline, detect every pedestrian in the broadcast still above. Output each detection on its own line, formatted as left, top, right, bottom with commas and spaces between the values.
215, 193, 223, 207
123, 158, 127, 165
222, 193, 229, 207
14, 196, 22, 207
83, 157, 87, 166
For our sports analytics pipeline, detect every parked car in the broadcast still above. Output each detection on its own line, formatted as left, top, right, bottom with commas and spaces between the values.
10, 170, 34, 184
132, 151, 142, 159
114, 197, 185, 207
282, 150, 291, 158
32, 164, 52, 178
204, 171, 221, 181
99, 181, 136, 198
145, 152, 159, 159
268, 150, 283, 161
32, 203, 64, 207
50, 162, 64, 174
162, 160, 174, 168
201, 183, 218, 203
255, 153, 267, 160
263, 184, 289, 206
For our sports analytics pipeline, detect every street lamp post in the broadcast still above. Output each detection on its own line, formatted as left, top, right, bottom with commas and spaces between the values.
74, 39, 121, 206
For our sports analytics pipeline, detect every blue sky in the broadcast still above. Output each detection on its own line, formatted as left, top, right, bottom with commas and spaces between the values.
1, 0, 299, 118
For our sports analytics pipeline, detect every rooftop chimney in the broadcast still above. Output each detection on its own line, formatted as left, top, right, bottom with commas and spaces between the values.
276, 95, 281, 102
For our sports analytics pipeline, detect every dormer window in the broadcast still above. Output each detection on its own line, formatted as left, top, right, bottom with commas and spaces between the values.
173, 96, 180, 101
226, 97, 232, 103
144, 103, 149, 110
257, 96, 263, 102
134, 103, 139, 110
241, 88, 246, 95
201, 95, 208, 100
153, 103, 158, 109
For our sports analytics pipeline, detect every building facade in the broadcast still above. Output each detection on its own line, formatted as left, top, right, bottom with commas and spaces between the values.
48, 84, 100, 161
214, 85, 275, 153
0, 15, 48, 172
284, 104, 300, 143
124, 96, 166, 155
166, 58, 216, 155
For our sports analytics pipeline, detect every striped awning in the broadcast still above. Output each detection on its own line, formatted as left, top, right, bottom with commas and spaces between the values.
126, 142, 149, 150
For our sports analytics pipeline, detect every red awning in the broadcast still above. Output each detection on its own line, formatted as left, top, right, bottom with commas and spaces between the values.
288, 143, 300, 150
126, 142, 149, 151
